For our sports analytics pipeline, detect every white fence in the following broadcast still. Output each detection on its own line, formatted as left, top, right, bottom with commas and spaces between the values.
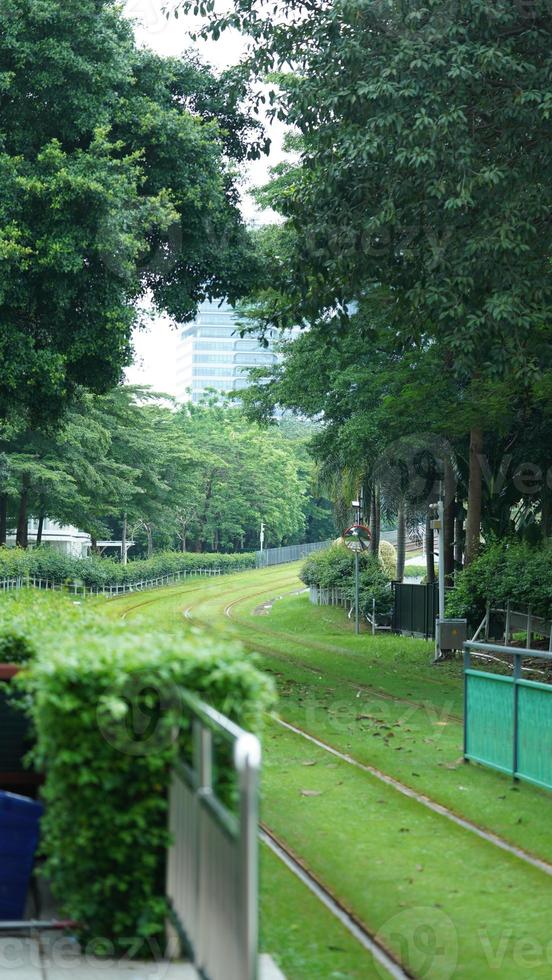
166, 694, 260, 980
0, 567, 233, 599
309, 584, 351, 611
256, 540, 332, 568
309, 585, 390, 634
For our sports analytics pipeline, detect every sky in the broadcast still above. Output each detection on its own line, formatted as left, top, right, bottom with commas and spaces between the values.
123, 0, 286, 396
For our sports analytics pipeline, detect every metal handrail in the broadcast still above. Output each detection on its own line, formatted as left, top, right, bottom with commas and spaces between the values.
465, 640, 552, 662
166, 694, 261, 980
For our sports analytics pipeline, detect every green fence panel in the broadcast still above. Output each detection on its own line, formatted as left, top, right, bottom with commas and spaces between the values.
465, 671, 514, 774
517, 680, 552, 790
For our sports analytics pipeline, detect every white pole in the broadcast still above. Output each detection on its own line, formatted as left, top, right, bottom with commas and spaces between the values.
438, 498, 445, 621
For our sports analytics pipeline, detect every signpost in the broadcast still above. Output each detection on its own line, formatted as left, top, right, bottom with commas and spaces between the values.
342, 521, 371, 635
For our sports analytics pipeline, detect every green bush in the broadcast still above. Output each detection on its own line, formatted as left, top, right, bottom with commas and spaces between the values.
404, 565, 427, 579
300, 543, 392, 617
446, 541, 552, 626
0, 547, 256, 588
344, 564, 394, 619
8, 592, 274, 953
300, 543, 357, 588
379, 539, 397, 579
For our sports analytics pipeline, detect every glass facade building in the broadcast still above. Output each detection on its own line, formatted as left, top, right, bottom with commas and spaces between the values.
176, 299, 279, 403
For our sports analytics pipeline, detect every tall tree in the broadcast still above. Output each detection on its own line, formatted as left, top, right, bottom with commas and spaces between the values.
189, 0, 552, 561
0, 0, 258, 426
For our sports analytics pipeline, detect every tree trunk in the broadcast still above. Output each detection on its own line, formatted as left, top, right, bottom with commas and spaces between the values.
425, 513, 435, 583
16, 477, 30, 549
146, 524, 153, 559
454, 498, 465, 569
465, 426, 484, 565
396, 500, 406, 582
36, 511, 45, 547
122, 512, 127, 565
370, 485, 381, 556
90, 536, 98, 554
542, 484, 552, 540
443, 458, 455, 586
0, 493, 7, 546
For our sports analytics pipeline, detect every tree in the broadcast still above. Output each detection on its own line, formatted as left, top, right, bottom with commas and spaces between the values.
0, 0, 258, 426
189, 0, 552, 562
172, 399, 308, 552
0, 386, 316, 555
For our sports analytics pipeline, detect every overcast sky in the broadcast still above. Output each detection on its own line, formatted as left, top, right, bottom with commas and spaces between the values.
123, 0, 285, 395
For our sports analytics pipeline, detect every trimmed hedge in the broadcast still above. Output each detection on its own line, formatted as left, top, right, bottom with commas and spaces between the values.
300, 543, 393, 618
0, 547, 256, 588
446, 541, 552, 626
6, 591, 274, 953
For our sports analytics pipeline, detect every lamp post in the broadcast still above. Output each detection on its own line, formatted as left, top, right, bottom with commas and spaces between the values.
352, 498, 361, 635
342, 506, 370, 637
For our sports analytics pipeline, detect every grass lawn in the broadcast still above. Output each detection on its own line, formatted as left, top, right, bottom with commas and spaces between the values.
101, 566, 552, 977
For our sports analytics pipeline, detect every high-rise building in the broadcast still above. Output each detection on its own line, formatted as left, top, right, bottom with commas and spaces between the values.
176, 299, 279, 403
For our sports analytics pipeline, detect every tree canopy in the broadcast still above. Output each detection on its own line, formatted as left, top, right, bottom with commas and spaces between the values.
0, 0, 259, 425
0, 388, 332, 553
187, 0, 552, 565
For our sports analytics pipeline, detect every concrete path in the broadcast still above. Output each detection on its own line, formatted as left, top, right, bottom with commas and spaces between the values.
0, 938, 285, 980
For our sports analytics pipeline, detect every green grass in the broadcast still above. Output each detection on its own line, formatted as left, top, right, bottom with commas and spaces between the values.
403, 565, 427, 578
96, 566, 552, 977
260, 846, 381, 979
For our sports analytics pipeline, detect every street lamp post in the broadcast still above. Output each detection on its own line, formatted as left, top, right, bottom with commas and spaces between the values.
352, 499, 361, 635
342, 506, 370, 638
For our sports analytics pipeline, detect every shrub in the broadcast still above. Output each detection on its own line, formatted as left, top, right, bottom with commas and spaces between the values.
9, 592, 274, 953
0, 590, 86, 664
0, 547, 257, 588
344, 562, 394, 619
379, 540, 397, 579
300, 543, 357, 588
446, 541, 552, 626
300, 543, 393, 617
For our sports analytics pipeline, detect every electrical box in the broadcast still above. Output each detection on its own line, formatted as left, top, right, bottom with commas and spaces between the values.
436, 618, 467, 653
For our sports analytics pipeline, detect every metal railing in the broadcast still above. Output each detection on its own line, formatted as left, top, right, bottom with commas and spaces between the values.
255, 540, 332, 568
308, 585, 390, 634
471, 601, 552, 650
464, 640, 552, 791
166, 694, 261, 980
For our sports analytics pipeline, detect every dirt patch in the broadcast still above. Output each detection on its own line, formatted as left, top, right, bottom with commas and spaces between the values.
253, 588, 308, 616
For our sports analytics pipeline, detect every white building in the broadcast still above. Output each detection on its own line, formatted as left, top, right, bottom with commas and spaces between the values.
176, 299, 279, 404
7, 520, 91, 558
6, 520, 131, 559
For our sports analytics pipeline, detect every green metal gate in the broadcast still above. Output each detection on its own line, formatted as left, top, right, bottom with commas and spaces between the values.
464, 640, 552, 790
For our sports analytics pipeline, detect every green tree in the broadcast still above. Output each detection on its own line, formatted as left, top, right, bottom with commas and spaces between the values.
189, 0, 552, 563
172, 398, 308, 551
0, 0, 257, 425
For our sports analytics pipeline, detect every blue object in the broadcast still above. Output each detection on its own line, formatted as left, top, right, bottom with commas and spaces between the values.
0, 791, 43, 919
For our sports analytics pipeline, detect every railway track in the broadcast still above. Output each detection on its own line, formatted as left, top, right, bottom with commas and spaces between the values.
105, 568, 552, 979
260, 824, 412, 980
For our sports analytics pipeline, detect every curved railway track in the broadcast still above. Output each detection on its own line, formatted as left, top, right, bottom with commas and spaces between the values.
106, 567, 552, 979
